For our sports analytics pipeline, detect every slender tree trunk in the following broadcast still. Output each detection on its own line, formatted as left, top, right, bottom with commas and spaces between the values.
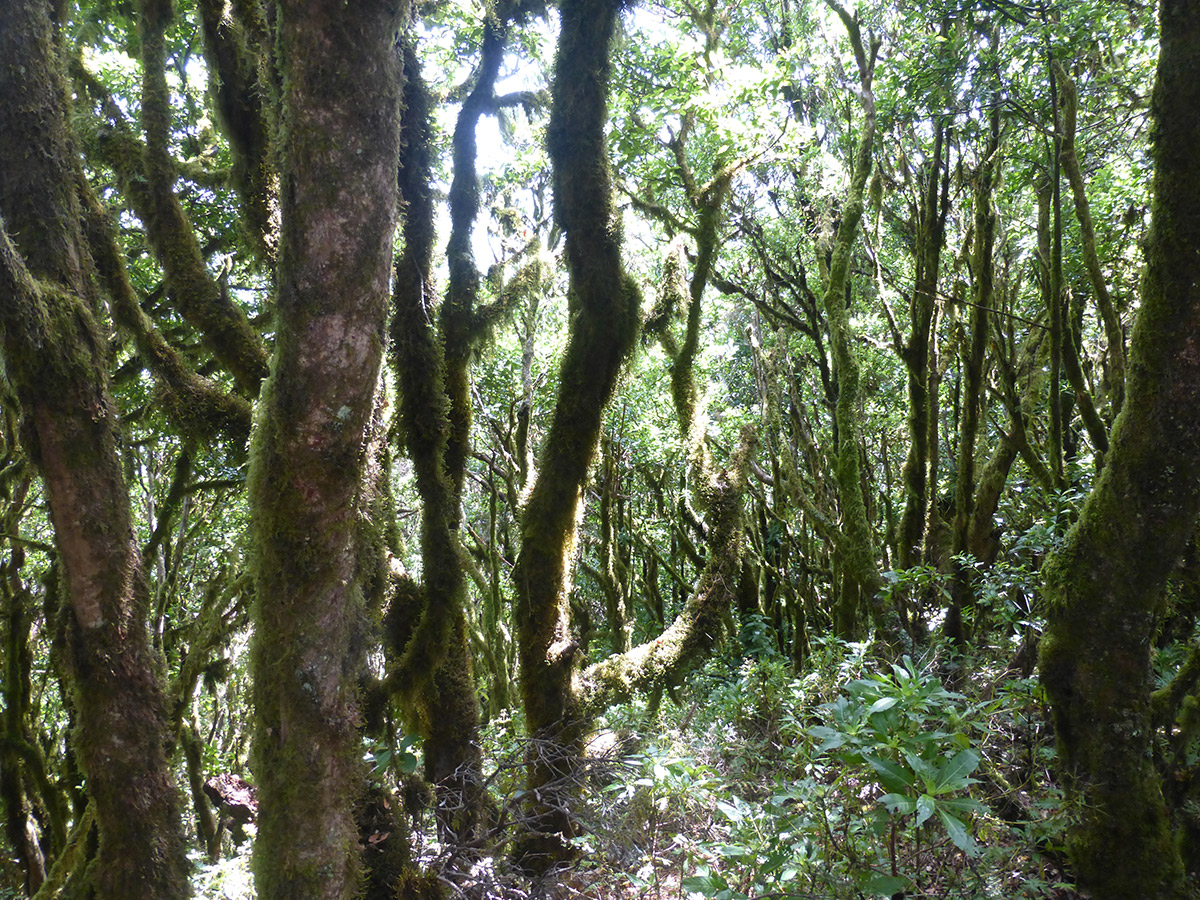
1039, 2, 1200, 896
945, 101, 999, 646
248, 2, 405, 898
897, 120, 947, 570
512, 0, 641, 870
1055, 60, 1125, 416
0, 4, 190, 898
817, 2, 897, 641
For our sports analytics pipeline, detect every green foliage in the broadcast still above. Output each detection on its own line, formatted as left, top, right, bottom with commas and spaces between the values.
807, 655, 988, 886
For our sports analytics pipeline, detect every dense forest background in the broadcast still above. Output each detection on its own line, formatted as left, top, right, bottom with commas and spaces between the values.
2, 0, 1199, 898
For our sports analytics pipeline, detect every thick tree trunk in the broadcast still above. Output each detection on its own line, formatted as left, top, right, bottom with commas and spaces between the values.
1039, 2, 1200, 896
248, 2, 405, 898
0, 4, 191, 899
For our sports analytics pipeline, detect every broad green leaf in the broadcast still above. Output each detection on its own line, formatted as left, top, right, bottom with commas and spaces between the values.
868, 696, 898, 714
681, 873, 728, 897
903, 750, 938, 786
915, 792, 936, 828
863, 873, 909, 896
937, 808, 982, 857
715, 799, 745, 822
933, 748, 981, 793
865, 754, 915, 794
398, 751, 419, 775
809, 725, 848, 752
879, 792, 916, 815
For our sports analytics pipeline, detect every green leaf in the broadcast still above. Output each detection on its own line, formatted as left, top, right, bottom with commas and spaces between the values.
865, 754, 915, 794
681, 873, 728, 897
868, 696, 898, 714
915, 793, 936, 828
937, 807, 982, 857
715, 799, 745, 822
879, 792, 916, 815
809, 725, 848, 752
903, 750, 938, 786
933, 748, 981, 793
863, 873, 909, 896
398, 751, 419, 775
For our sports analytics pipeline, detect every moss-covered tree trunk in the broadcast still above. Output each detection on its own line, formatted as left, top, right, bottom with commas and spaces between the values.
0, 5, 190, 899
1055, 60, 1125, 417
389, 31, 479, 824
896, 118, 948, 571
945, 101, 998, 647
247, 1, 405, 897
816, 2, 895, 641
1038, 2, 1200, 896
512, 0, 641, 870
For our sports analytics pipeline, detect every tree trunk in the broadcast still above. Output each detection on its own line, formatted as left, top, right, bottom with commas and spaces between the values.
945, 100, 998, 647
1038, 2, 1200, 896
512, 0, 641, 870
816, 2, 895, 641
0, 4, 191, 898
248, 2, 405, 897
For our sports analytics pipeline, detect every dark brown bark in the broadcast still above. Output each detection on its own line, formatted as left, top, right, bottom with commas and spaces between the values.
0, 4, 191, 898
1038, 2, 1200, 896
896, 118, 948, 571
945, 100, 999, 646
247, 1, 405, 897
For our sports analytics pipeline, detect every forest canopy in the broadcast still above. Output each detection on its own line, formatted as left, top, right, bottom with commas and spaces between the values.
1, 0, 1198, 899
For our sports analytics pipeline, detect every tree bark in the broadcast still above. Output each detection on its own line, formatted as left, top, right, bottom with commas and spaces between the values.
512, 0, 641, 870
248, 1, 405, 897
816, 1, 895, 641
1055, 60, 1126, 416
945, 100, 998, 646
1038, 2, 1200, 896
0, 4, 191, 898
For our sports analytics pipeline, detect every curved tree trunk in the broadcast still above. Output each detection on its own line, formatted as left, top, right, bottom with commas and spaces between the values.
512, 0, 641, 871
248, 2, 405, 898
817, 2, 895, 641
1038, 2, 1200, 896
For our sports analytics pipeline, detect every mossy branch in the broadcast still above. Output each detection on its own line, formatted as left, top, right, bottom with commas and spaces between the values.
73, 58, 269, 395
578, 426, 757, 715
197, 0, 276, 260
1054, 60, 1125, 414
78, 181, 252, 444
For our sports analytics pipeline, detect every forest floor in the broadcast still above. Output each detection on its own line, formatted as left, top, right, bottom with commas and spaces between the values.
192, 638, 1083, 900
